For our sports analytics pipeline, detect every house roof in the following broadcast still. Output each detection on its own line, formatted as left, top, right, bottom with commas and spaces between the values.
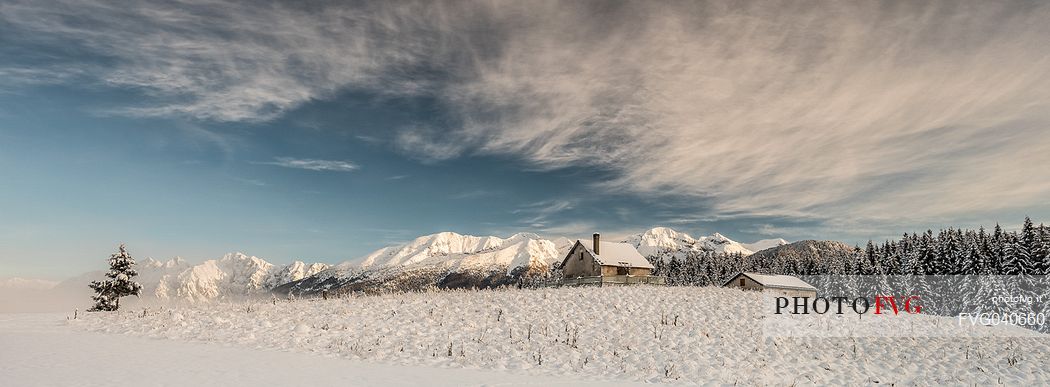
724, 272, 816, 291
564, 240, 654, 269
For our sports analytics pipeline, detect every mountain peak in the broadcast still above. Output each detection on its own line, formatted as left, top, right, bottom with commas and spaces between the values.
358, 232, 512, 269
221, 252, 254, 261
0, 277, 58, 290
142, 256, 190, 269
742, 238, 790, 253
64, 253, 329, 303
642, 226, 681, 236
625, 227, 787, 259
506, 232, 542, 241
626, 227, 697, 247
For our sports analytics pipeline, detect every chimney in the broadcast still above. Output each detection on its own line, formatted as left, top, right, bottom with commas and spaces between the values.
593, 233, 600, 255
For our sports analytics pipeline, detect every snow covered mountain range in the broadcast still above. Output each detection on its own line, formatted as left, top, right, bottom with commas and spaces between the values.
355, 232, 562, 273
277, 232, 566, 294
27, 227, 786, 306
0, 277, 59, 290
624, 227, 788, 260
277, 227, 787, 295
55, 253, 329, 304
138, 253, 330, 302
348, 227, 785, 274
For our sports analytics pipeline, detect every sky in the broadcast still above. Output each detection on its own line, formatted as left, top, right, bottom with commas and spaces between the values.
2, 0, 1049, 279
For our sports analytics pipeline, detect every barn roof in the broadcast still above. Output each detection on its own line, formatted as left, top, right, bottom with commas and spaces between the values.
724, 272, 816, 291
569, 240, 654, 269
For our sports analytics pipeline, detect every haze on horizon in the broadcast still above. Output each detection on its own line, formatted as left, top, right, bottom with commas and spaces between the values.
1, 0, 1049, 279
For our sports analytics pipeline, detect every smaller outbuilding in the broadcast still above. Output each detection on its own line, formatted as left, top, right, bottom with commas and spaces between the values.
722, 272, 817, 298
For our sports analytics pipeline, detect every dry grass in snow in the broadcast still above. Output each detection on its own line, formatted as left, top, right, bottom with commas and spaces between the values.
78, 286, 1050, 385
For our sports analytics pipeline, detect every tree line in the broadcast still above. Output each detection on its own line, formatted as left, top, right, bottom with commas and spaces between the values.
650, 217, 1050, 286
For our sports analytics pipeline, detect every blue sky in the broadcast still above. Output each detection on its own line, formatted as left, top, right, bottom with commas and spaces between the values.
2, 0, 1049, 278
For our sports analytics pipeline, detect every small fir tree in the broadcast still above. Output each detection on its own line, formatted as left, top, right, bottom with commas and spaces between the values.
89, 244, 142, 311
1017, 217, 1039, 275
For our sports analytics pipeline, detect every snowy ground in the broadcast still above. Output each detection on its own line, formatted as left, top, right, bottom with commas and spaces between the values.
7, 286, 1050, 385
0, 313, 642, 386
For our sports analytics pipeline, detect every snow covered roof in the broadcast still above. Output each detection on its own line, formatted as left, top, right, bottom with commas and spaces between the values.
724, 272, 816, 291
573, 240, 654, 269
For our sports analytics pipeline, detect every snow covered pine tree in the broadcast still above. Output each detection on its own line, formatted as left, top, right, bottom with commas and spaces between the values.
88, 244, 142, 311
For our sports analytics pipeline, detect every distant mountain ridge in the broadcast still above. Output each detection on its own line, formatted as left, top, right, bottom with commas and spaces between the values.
746, 240, 856, 262
354, 232, 558, 271
58, 253, 329, 303
742, 238, 792, 253
278, 227, 789, 295
276, 232, 563, 295
624, 227, 788, 261
0, 277, 59, 290
43, 227, 791, 302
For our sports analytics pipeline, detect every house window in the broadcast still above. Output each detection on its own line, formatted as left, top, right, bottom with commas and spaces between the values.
579, 251, 583, 260
739, 278, 745, 286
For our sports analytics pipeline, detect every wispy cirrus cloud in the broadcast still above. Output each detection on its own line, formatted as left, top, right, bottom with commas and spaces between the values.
449, 189, 501, 200
3, 0, 1050, 235
0, 66, 90, 91
258, 157, 358, 172
429, 1, 1050, 226
0, 0, 450, 121
234, 177, 267, 187
512, 199, 576, 227
394, 127, 467, 163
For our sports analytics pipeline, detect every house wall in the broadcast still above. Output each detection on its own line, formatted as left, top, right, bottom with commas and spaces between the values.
599, 266, 653, 276
561, 244, 600, 277
629, 267, 652, 276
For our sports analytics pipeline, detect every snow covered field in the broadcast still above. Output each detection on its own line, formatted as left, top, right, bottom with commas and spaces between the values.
0, 314, 641, 387
8, 286, 1050, 385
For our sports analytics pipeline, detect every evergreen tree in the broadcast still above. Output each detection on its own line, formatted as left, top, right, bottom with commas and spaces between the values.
1017, 217, 1039, 275
959, 238, 979, 275
666, 256, 683, 286
864, 240, 878, 275
941, 228, 965, 274
1038, 224, 1050, 275
918, 231, 937, 275
976, 227, 991, 274
89, 244, 143, 311
1002, 233, 1020, 275
992, 224, 1007, 274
